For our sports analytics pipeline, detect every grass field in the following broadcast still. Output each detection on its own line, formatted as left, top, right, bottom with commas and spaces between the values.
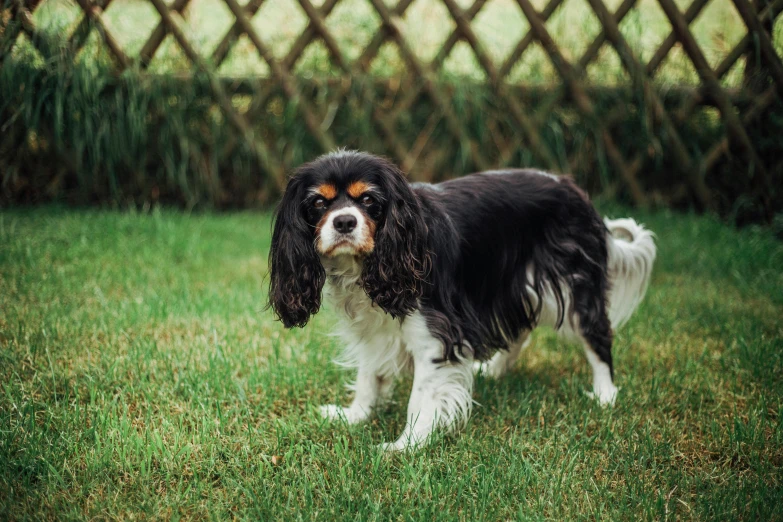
0, 205, 781, 520
16, 0, 782, 86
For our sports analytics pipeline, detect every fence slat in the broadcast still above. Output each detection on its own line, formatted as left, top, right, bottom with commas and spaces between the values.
594, 0, 783, 185
430, 0, 488, 70
656, 0, 772, 208
146, 0, 287, 190
283, 0, 342, 71
514, 0, 648, 206
499, 0, 565, 79
672, 0, 783, 137
533, 0, 638, 128
211, 0, 266, 68
138, 0, 191, 68
72, 0, 130, 70
296, 0, 412, 168
366, 0, 492, 170
3, 0, 779, 214
236, 0, 342, 144
441, 0, 560, 170
354, 0, 416, 72
732, 0, 783, 92
221, 0, 336, 153
584, 0, 713, 209
645, 0, 712, 76
68, 0, 113, 55
10, 2, 58, 60
702, 85, 777, 172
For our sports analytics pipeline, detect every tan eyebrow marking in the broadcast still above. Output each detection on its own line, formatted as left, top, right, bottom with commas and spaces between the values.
315, 183, 337, 199
347, 181, 371, 199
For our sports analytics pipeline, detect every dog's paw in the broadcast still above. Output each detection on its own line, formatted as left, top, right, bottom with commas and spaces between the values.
472, 361, 488, 375
377, 441, 402, 452
585, 385, 618, 407
376, 434, 427, 453
318, 404, 370, 424
472, 360, 505, 379
377, 440, 412, 453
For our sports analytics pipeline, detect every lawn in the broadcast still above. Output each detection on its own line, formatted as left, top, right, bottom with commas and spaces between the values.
0, 204, 781, 520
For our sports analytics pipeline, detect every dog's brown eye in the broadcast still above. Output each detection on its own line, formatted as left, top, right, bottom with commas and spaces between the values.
313, 198, 325, 209
361, 195, 374, 206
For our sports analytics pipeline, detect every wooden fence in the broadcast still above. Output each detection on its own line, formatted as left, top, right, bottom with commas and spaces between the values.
1, 0, 782, 218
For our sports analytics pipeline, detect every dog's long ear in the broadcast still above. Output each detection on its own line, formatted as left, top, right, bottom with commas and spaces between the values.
268, 175, 325, 328
361, 158, 431, 318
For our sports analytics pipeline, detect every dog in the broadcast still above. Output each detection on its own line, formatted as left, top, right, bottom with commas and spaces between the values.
268, 150, 656, 451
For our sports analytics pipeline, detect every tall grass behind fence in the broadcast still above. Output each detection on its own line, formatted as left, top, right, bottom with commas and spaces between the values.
1, 0, 782, 223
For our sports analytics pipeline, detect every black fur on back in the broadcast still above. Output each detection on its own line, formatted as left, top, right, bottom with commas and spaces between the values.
413, 171, 610, 362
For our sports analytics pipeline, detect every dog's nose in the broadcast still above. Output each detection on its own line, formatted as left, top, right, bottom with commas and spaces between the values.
333, 214, 357, 234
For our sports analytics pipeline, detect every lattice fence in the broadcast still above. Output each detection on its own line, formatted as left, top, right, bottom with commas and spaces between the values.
1, 0, 781, 218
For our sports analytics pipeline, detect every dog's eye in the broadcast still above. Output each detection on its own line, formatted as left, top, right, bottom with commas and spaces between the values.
313, 198, 326, 209
361, 195, 374, 206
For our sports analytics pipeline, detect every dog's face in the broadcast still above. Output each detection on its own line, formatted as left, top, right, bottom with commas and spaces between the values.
307, 177, 383, 258
268, 151, 431, 328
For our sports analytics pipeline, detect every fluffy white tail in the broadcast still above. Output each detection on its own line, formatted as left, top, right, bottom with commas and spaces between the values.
604, 217, 656, 329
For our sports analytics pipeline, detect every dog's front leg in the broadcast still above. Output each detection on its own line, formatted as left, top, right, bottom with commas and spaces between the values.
381, 321, 474, 451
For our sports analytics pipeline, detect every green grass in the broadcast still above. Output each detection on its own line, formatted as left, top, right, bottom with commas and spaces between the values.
0, 205, 781, 520
15, 0, 777, 86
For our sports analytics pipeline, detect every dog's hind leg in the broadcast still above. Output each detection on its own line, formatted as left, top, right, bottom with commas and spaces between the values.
579, 312, 617, 406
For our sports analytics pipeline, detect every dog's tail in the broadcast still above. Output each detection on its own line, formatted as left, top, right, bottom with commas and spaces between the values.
604, 217, 656, 329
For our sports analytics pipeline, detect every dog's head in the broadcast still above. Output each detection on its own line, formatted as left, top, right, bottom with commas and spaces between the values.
268, 151, 430, 328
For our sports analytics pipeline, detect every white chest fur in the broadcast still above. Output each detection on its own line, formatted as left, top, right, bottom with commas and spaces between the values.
322, 257, 412, 377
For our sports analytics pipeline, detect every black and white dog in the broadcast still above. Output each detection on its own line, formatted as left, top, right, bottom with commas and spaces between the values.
269, 150, 655, 450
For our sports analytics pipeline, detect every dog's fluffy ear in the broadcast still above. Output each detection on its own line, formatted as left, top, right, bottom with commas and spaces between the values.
361, 158, 431, 318
268, 175, 325, 328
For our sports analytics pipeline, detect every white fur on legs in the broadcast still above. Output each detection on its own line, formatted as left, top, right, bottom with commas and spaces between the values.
319, 261, 409, 426
319, 366, 394, 424
381, 314, 474, 452
474, 334, 531, 378
583, 346, 618, 406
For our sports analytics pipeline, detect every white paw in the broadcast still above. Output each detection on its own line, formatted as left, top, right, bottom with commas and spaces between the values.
473, 360, 505, 379
377, 433, 427, 452
377, 441, 405, 452
377, 439, 419, 452
585, 385, 618, 407
318, 404, 370, 424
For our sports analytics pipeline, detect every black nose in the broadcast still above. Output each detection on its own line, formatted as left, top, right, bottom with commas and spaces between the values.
333, 214, 357, 234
